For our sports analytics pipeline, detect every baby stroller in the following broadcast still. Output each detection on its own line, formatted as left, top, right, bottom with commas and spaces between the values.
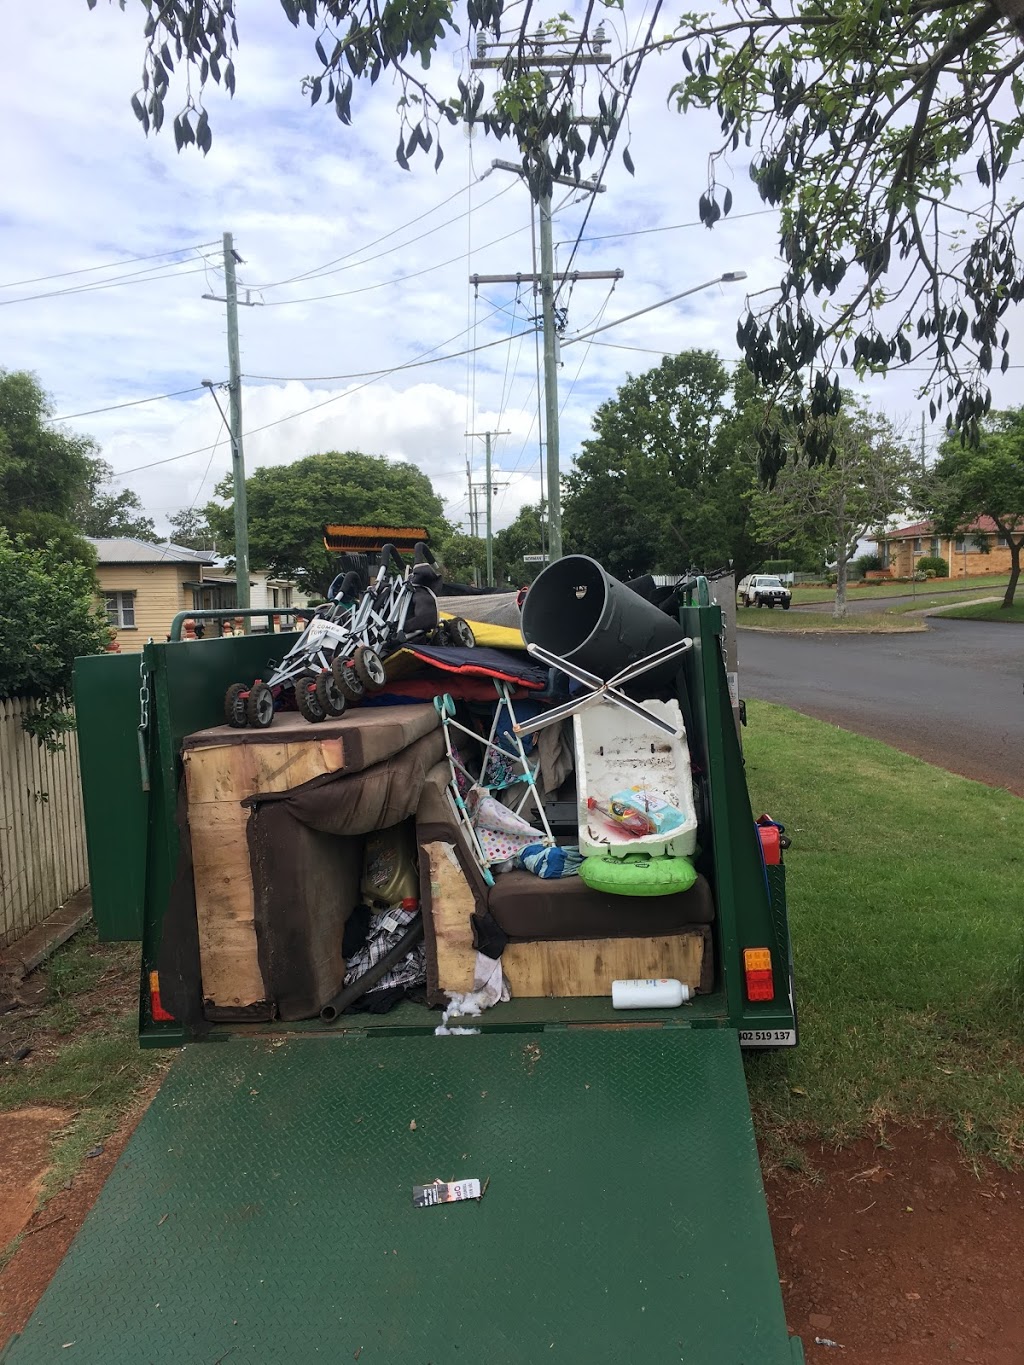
223, 541, 474, 728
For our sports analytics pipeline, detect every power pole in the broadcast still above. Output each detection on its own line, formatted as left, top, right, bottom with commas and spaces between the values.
202, 232, 260, 620
920, 412, 926, 473
472, 28, 613, 563
466, 429, 510, 585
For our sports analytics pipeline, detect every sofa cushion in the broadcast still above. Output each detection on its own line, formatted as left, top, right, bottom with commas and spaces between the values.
487, 867, 715, 942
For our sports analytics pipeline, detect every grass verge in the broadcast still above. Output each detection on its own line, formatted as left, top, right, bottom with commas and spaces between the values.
0, 927, 167, 1203
790, 573, 1009, 605
742, 701, 1024, 1173
930, 599, 1024, 623
737, 607, 924, 632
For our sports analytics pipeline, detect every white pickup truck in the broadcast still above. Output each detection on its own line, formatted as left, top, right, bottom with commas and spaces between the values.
737, 574, 793, 609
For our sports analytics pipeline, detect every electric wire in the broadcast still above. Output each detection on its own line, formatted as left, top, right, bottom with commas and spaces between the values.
110, 306, 530, 479
0, 262, 211, 307
256, 179, 485, 290
258, 217, 535, 307
0, 241, 220, 291
256, 179, 514, 292
50, 386, 208, 422
553, 1, 664, 305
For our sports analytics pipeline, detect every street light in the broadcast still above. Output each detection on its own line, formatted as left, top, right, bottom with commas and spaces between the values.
561, 270, 748, 348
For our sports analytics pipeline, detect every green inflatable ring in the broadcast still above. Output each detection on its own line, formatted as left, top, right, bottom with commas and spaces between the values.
579, 852, 697, 898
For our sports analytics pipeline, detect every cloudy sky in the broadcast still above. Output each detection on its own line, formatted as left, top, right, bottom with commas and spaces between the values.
3, 4, 1022, 541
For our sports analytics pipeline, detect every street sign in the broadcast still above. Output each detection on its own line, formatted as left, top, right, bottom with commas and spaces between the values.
523, 554, 549, 563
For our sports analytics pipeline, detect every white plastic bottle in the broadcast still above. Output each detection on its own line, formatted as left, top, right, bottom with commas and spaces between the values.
611, 978, 692, 1009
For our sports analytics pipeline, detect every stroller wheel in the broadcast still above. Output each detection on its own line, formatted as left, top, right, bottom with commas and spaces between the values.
353, 645, 386, 693
225, 683, 249, 728
332, 655, 365, 700
447, 616, 475, 649
315, 669, 347, 717
246, 683, 275, 729
295, 676, 328, 724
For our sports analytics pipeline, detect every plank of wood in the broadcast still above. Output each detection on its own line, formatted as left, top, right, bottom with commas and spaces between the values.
425, 841, 478, 996
188, 799, 264, 1008
501, 932, 703, 998
425, 840, 704, 998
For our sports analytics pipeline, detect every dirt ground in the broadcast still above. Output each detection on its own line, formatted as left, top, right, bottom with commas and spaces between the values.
767, 1128, 1024, 1364
0, 1104, 1020, 1361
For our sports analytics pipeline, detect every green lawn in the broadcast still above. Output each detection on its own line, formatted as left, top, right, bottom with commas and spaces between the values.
737, 607, 924, 632
742, 702, 1024, 1172
930, 599, 1024, 623
789, 573, 1010, 605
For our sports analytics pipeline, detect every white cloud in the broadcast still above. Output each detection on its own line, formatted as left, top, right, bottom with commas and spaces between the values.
2, 2, 1021, 545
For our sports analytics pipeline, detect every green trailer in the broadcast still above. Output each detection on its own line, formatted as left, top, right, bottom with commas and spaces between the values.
2, 588, 801, 1364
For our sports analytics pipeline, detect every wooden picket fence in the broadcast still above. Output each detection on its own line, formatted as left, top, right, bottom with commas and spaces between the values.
0, 697, 88, 949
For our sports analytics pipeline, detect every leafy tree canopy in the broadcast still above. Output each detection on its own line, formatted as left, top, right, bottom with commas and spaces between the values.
98, 1, 1024, 468
0, 531, 112, 746
493, 502, 547, 586
167, 505, 217, 550
74, 456, 159, 542
749, 399, 916, 617
563, 350, 767, 580
0, 370, 97, 565
205, 450, 449, 596
436, 529, 487, 584
926, 405, 1024, 606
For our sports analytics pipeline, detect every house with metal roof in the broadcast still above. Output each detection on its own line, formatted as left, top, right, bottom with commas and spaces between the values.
872, 516, 1013, 579
89, 539, 309, 650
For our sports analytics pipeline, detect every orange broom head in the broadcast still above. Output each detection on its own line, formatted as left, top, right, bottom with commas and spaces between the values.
322, 524, 430, 554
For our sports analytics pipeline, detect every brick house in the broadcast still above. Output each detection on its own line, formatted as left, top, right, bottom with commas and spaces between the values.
873, 517, 1014, 579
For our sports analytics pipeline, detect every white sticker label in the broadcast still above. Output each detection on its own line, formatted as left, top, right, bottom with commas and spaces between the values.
740, 1029, 796, 1048
303, 616, 332, 643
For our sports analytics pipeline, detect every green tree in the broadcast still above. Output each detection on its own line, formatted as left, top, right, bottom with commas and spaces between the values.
205, 450, 448, 597
74, 457, 158, 541
563, 352, 766, 579
101, 1, 1024, 460
167, 506, 217, 550
493, 503, 547, 587
436, 531, 486, 585
927, 407, 1024, 608
0, 370, 96, 565
749, 402, 916, 618
0, 531, 112, 747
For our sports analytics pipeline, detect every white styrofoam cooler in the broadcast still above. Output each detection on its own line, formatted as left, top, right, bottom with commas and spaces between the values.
574, 698, 698, 859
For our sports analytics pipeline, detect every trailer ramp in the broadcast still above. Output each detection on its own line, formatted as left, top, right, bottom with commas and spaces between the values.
3, 1029, 802, 1364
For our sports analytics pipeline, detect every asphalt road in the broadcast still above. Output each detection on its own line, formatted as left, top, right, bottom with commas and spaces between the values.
740, 617, 1023, 794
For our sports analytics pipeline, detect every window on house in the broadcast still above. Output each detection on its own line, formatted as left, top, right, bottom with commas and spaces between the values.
105, 591, 136, 628
998, 535, 1010, 548
880, 542, 890, 567
913, 537, 923, 553
930, 536, 940, 557
954, 538, 966, 554
272, 587, 292, 609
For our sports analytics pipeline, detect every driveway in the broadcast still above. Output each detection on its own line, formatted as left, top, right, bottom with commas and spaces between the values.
739, 617, 1023, 795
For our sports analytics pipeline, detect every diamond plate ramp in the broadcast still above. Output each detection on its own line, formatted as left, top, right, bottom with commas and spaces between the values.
4, 1030, 797, 1364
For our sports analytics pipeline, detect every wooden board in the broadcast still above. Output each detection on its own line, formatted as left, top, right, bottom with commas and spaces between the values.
424, 841, 704, 998
184, 734, 352, 1010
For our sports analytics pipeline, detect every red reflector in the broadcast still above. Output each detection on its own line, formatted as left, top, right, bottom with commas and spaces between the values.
149, 970, 175, 1022
743, 948, 775, 1003
756, 823, 781, 865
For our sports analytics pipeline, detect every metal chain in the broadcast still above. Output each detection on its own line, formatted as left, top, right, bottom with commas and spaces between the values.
138, 653, 151, 733
137, 646, 153, 792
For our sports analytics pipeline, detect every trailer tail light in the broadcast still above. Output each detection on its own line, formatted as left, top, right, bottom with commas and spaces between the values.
149, 970, 175, 1022
743, 948, 775, 1002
